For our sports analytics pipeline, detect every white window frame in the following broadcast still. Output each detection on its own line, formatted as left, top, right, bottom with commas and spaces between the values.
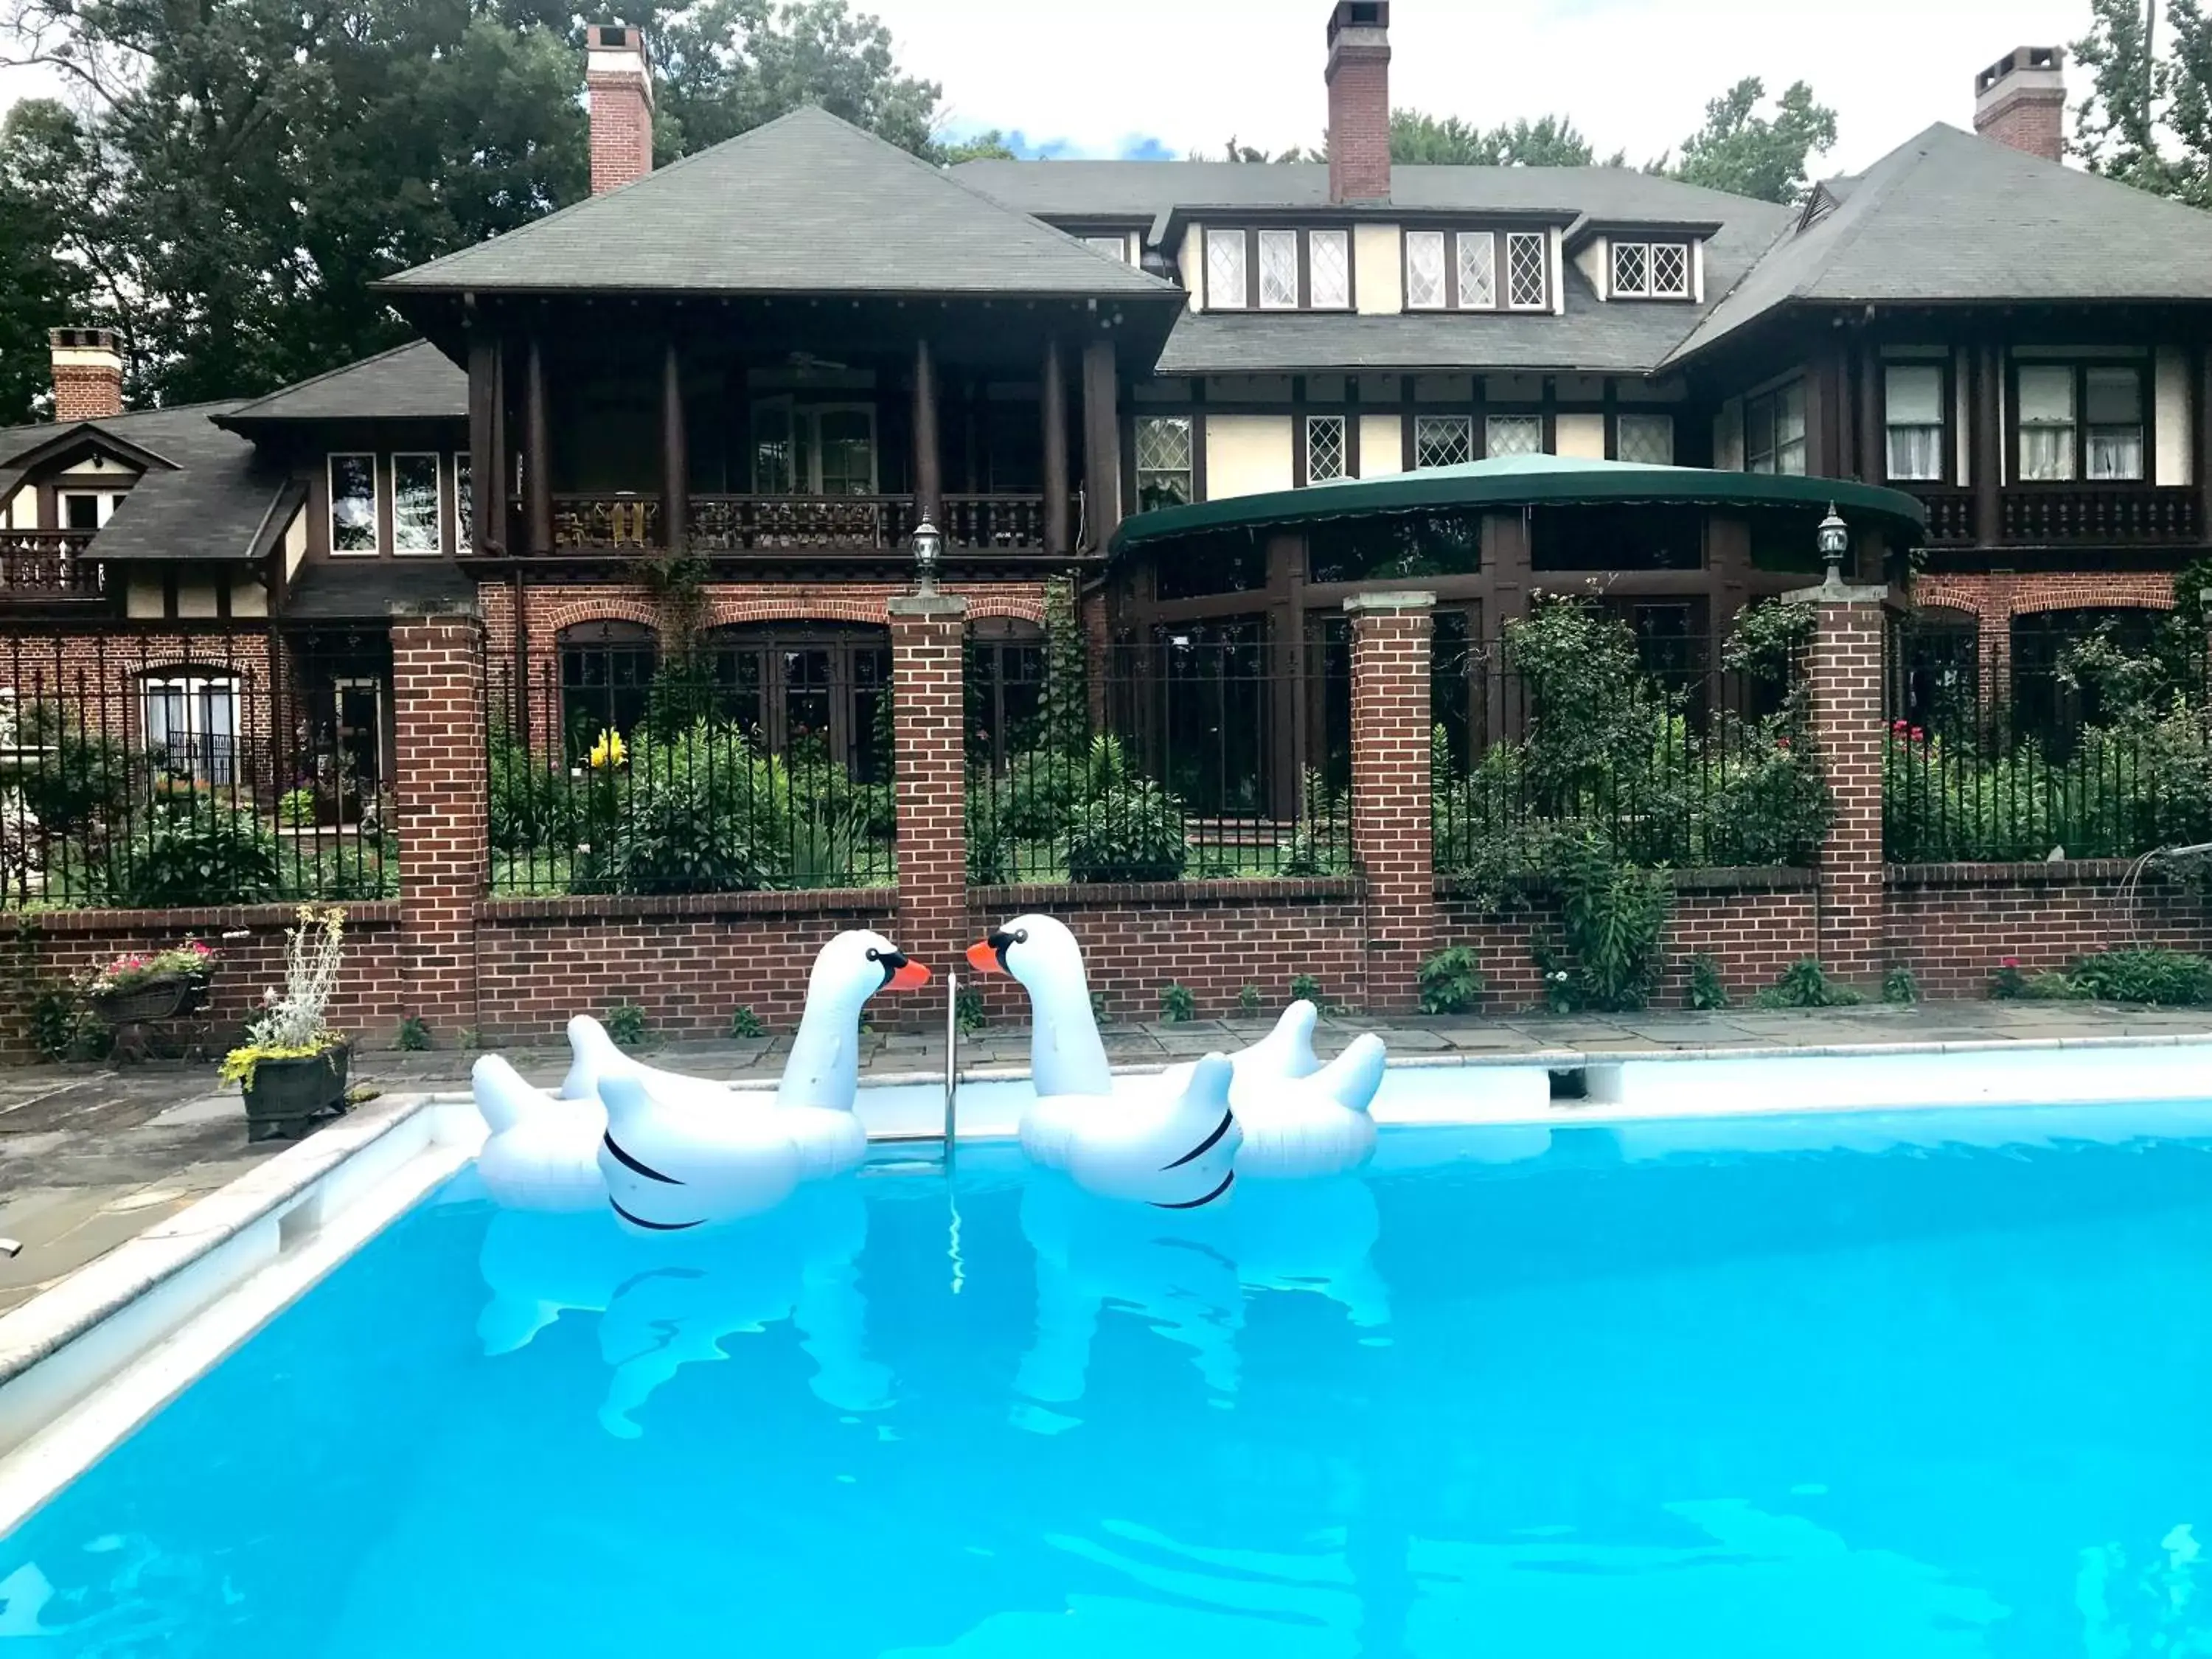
328, 453, 380, 556
453, 452, 473, 551
1455, 232, 1497, 310
1308, 229, 1351, 310
1405, 230, 1447, 311
140, 672, 242, 785
1257, 229, 1301, 310
1413, 414, 1472, 470
390, 451, 442, 556
1505, 231, 1549, 311
1615, 413, 1675, 466
1305, 414, 1349, 484
1610, 240, 1691, 299
1082, 234, 1130, 264
1485, 415, 1545, 458
1206, 227, 1249, 310
57, 489, 127, 531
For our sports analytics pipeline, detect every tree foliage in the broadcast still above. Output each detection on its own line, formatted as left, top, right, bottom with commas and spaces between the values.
2073, 0, 2212, 207
0, 0, 948, 412
1391, 109, 1622, 168
1664, 77, 1837, 204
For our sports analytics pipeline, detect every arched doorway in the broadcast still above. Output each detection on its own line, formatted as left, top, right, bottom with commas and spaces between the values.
702, 622, 891, 779
557, 619, 659, 756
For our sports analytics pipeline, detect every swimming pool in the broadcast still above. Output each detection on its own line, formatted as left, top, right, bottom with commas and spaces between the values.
5, 1102, 2212, 1656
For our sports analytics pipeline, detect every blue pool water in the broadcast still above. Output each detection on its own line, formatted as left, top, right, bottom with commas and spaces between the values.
7, 1104, 2212, 1656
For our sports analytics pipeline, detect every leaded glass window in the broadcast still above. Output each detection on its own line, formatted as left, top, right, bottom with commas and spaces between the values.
1506, 231, 1548, 308
1309, 229, 1350, 307
1615, 413, 1674, 465
1405, 231, 1447, 309
1206, 228, 1248, 309
1486, 415, 1543, 457
1136, 415, 1195, 510
1456, 233, 1496, 309
1307, 414, 1348, 483
1415, 415, 1472, 470
1259, 229, 1299, 308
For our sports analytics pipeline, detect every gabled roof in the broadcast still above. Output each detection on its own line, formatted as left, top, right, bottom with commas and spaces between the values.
379, 107, 1179, 300
218, 340, 465, 428
1669, 122, 2212, 365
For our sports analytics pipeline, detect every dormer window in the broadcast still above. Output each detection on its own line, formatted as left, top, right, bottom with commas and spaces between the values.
1258, 229, 1299, 308
1405, 229, 1532, 311
1610, 240, 1691, 299
1206, 228, 1248, 310
1505, 232, 1549, 310
1203, 227, 1354, 310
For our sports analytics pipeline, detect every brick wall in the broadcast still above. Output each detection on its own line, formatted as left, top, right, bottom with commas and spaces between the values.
1326, 43, 1392, 203
1915, 572, 2176, 681
1348, 595, 1435, 1013
476, 891, 898, 1043
391, 611, 487, 1035
52, 365, 123, 423
1888, 861, 2212, 998
1806, 595, 1885, 986
889, 595, 969, 1024
587, 69, 653, 195
1975, 92, 2065, 164
0, 902, 403, 1062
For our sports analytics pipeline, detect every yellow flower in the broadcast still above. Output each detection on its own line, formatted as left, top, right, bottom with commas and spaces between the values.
588, 728, 628, 771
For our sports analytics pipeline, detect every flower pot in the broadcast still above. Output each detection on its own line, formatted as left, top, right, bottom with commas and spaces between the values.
242, 1044, 351, 1143
91, 972, 210, 1026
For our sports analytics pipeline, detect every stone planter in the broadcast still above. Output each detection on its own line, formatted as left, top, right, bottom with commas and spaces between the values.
90, 972, 211, 1026
241, 1043, 352, 1143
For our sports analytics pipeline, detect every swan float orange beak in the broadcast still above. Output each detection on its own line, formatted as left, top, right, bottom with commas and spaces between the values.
967, 937, 1006, 975
885, 956, 932, 992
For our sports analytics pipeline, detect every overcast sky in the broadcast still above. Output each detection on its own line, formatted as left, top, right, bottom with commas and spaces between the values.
0, 0, 2101, 176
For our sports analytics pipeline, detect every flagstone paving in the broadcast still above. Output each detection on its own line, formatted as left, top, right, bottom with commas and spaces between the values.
3, 998, 2209, 1314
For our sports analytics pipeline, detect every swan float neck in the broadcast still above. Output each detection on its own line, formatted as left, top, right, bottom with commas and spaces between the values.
968, 917, 1110, 1099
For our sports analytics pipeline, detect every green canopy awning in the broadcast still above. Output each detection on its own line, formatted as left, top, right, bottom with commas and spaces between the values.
1109, 453, 1930, 554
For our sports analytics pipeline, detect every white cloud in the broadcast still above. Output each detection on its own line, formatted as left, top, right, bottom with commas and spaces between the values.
882, 0, 2093, 174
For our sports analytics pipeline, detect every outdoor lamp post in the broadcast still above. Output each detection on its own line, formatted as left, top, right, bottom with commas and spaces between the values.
1817, 504, 1850, 588
912, 517, 943, 597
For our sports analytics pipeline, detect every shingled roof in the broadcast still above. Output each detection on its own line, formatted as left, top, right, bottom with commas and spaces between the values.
380, 107, 1179, 300
218, 339, 465, 428
1669, 122, 2212, 364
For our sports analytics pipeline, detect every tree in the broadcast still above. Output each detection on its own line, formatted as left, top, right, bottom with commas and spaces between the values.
0, 101, 105, 420
1391, 109, 1624, 167
1665, 77, 1837, 204
933, 129, 1017, 164
2072, 0, 2212, 208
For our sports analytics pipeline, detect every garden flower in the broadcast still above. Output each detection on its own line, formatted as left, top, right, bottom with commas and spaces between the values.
1909, 727, 1924, 742
588, 729, 627, 771
2002, 956, 2020, 969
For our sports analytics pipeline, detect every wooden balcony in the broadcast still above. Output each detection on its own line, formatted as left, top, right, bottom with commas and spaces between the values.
524, 492, 1075, 555
0, 531, 102, 602
1909, 484, 2202, 552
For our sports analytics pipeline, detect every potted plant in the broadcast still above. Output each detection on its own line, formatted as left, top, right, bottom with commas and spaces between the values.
83, 939, 218, 1025
220, 905, 351, 1142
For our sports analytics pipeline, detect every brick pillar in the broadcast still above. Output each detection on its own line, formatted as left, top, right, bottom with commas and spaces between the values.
392, 603, 488, 1040
1346, 591, 1436, 1015
890, 594, 968, 1013
1796, 584, 1888, 987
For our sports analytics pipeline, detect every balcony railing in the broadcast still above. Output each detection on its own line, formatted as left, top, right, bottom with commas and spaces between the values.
2001, 484, 2199, 544
1911, 487, 1975, 547
0, 531, 102, 601
522, 493, 1075, 554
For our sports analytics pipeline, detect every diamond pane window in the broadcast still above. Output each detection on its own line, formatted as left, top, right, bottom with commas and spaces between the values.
1615, 414, 1674, 465
1611, 241, 1649, 296
1307, 414, 1348, 483
1506, 232, 1548, 308
1415, 415, 1472, 470
1135, 415, 1195, 511
1206, 229, 1248, 309
1486, 416, 1543, 458
1259, 229, 1300, 309
1456, 233, 1496, 309
1309, 230, 1350, 307
392, 453, 440, 554
329, 453, 378, 554
1405, 231, 1447, 309
1650, 243, 1689, 296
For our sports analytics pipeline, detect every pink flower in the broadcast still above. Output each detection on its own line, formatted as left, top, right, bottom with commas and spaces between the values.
1892, 719, 1909, 733
2002, 956, 2020, 969
1775, 736, 1792, 750
1909, 727, 1924, 742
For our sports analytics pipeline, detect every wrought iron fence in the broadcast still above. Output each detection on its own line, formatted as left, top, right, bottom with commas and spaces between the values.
967, 627, 1353, 885
0, 626, 394, 909
1885, 615, 2212, 861
488, 633, 896, 896
1431, 615, 1826, 888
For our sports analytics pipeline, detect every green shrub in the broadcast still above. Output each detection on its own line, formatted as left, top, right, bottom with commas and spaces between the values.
1534, 832, 1672, 1013
1159, 981, 1196, 1023
9, 702, 134, 837
2066, 948, 2212, 1005
119, 795, 282, 907
1066, 779, 1187, 883
727, 1006, 765, 1039
575, 720, 793, 895
488, 726, 579, 855
1418, 946, 1484, 1015
1752, 958, 1863, 1009
396, 1015, 432, 1051
279, 787, 318, 830
1990, 959, 2028, 1000
1686, 954, 1730, 1011
964, 779, 1015, 886
954, 986, 987, 1036
1238, 983, 1262, 1015
1290, 973, 1324, 1005
606, 1002, 648, 1047
1882, 967, 1919, 1005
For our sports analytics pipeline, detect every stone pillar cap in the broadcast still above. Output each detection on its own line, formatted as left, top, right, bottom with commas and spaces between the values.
388, 597, 481, 619
888, 593, 969, 619
1343, 591, 1436, 613
1781, 579, 1891, 608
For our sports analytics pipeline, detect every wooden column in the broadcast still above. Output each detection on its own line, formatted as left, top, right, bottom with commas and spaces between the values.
1972, 339, 2003, 548
467, 330, 506, 554
2195, 344, 2212, 543
1042, 338, 1070, 555
1080, 339, 1122, 549
523, 335, 552, 557
661, 337, 686, 552
1857, 338, 1885, 484
912, 336, 942, 524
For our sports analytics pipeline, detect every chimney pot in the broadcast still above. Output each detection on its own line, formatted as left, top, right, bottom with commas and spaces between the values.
1325, 0, 1391, 204
1974, 44, 2066, 164
586, 21, 654, 195
49, 327, 122, 422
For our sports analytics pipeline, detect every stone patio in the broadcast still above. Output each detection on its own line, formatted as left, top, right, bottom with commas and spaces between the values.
4, 998, 2209, 1315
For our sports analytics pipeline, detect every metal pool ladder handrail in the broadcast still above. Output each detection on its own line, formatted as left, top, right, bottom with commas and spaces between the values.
943, 967, 959, 1160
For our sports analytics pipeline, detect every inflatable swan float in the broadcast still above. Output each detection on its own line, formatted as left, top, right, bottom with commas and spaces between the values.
967, 914, 1388, 1197
472, 929, 930, 1222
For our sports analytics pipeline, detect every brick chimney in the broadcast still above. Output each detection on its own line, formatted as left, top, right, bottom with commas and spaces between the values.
1326, 1, 1391, 204
1974, 45, 2065, 164
49, 327, 122, 422
586, 22, 653, 195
